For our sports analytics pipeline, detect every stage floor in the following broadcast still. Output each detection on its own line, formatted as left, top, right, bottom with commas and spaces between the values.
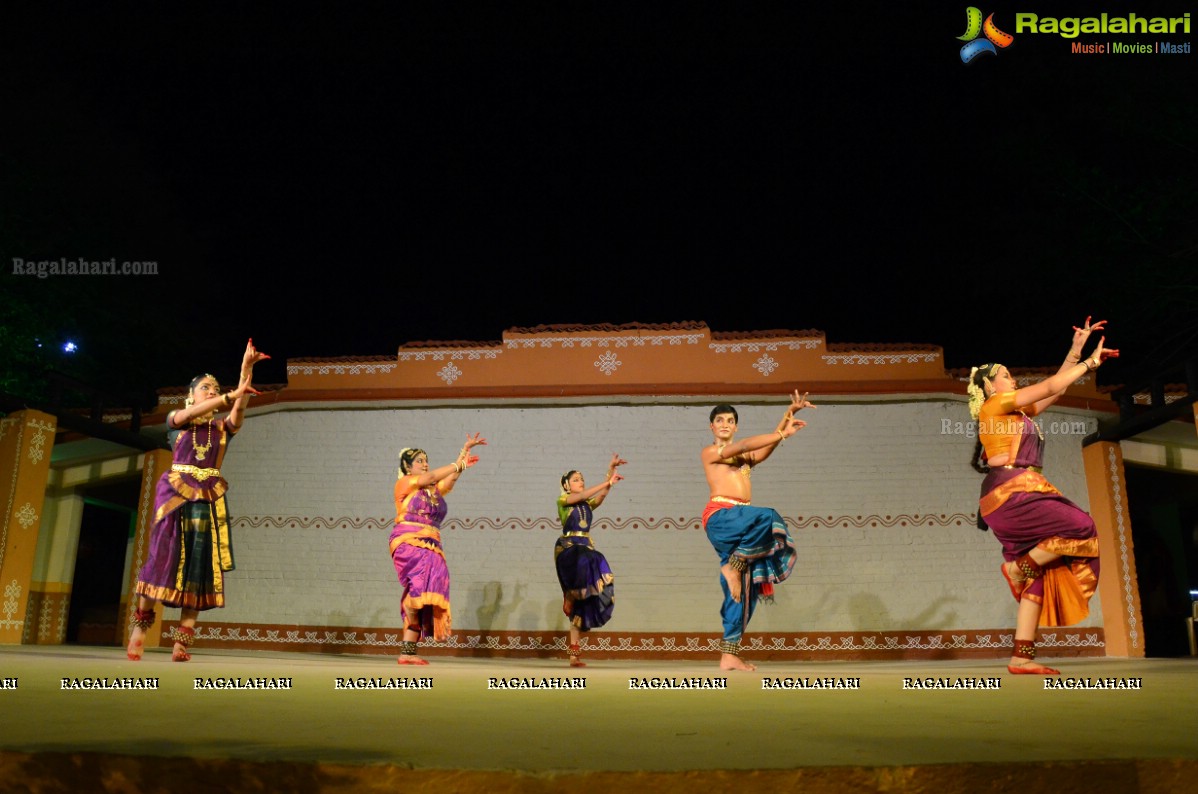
1, 645, 1195, 792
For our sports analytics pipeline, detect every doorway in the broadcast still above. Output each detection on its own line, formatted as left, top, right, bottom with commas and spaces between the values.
67, 479, 139, 645
1124, 464, 1198, 657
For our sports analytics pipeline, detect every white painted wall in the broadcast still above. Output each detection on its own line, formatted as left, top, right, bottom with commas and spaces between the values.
182, 397, 1103, 634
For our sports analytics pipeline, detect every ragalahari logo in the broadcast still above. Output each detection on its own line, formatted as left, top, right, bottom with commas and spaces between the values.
959, 7, 1014, 62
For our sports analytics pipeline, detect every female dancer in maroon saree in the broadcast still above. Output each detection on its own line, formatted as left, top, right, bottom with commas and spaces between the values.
127, 339, 269, 661
555, 454, 626, 667
391, 434, 485, 665
968, 317, 1117, 674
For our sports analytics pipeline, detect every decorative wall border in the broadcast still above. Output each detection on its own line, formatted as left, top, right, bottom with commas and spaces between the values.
287, 362, 399, 375
709, 339, 823, 353
25, 419, 56, 466
1131, 393, 1182, 405
1107, 446, 1140, 651
396, 350, 500, 363
823, 353, 941, 365
0, 418, 24, 573
232, 513, 978, 533
22, 590, 69, 645
1, 580, 24, 632
157, 624, 1104, 661
505, 334, 703, 349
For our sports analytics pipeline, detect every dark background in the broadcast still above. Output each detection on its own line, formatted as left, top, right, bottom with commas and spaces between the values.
2, 2, 1195, 400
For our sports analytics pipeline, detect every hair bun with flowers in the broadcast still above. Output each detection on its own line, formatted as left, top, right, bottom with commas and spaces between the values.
967, 364, 998, 420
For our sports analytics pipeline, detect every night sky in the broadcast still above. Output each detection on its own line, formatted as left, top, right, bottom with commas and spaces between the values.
3, 3, 1195, 398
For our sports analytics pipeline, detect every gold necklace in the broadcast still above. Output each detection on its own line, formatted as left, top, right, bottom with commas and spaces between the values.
1018, 411, 1044, 441
577, 503, 589, 529
718, 443, 751, 479
192, 420, 214, 462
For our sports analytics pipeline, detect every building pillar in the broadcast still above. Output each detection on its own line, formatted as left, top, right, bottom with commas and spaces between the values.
1082, 441, 1145, 657
118, 448, 173, 649
25, 492, 84, 644
0, 410, 58, 644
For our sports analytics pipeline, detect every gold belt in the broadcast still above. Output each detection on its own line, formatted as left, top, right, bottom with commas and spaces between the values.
1000, 465, 1042, 473
171, 464, 222, 482
563, 531, 590, 538
711, 496, 750, 506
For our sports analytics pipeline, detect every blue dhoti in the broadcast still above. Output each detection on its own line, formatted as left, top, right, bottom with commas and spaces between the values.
702, 500, 797, 641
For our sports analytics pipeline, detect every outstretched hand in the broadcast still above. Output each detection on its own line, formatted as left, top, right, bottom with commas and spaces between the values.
458, 433, 487, 469
241, 337, 271, 370
607, 471, 625, 487
608, 453, 628, 470
237, 338, 270, 397
780, 417, 808, 439
787, 390, 817, 413
776, 390, 815, 438
1071, 316, 1107, 350
1091, 336, 1120, 365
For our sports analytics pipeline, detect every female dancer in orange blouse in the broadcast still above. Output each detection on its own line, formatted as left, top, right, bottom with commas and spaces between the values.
390, 434, 486, 665
968, 317, 1117, 674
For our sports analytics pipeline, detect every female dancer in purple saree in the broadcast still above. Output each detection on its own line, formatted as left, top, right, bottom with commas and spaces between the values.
391, 434, 486, 665
127, 339, 269, 662
555, 454, 626, 667
968, 317, 1118, 674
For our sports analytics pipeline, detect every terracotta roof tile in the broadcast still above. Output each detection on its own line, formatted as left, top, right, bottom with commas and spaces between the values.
710, 329, 824, 341
505, 321, 708, 334
398, 339, 504, 350
288, 355, 397, 363
826, 342, 941, 353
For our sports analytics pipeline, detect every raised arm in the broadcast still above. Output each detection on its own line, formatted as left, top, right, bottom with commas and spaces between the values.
563, 454, 627, 506
421, 433, 486, 491
706, 391, 813, 465
1010, 333, 1118, 410
227, 338, 270, 430
1023, 318, 1105, 414
753, 390, 816, 466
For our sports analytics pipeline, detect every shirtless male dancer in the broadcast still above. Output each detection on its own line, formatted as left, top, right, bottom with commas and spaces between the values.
700, 391, 813, 671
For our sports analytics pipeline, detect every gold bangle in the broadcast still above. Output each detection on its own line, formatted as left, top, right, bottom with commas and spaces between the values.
1084, 358, 1097, 371
777, 430, 785, 443
222, 393, 232, 407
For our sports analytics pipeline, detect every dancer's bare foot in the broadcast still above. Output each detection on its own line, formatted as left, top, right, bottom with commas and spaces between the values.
126, 629, 144, 661
398, 654, 430, 666
169, 624, 195, 661
1007, 658, 1060, 675
719, 653, 757, 671
720, 562, 742, 601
